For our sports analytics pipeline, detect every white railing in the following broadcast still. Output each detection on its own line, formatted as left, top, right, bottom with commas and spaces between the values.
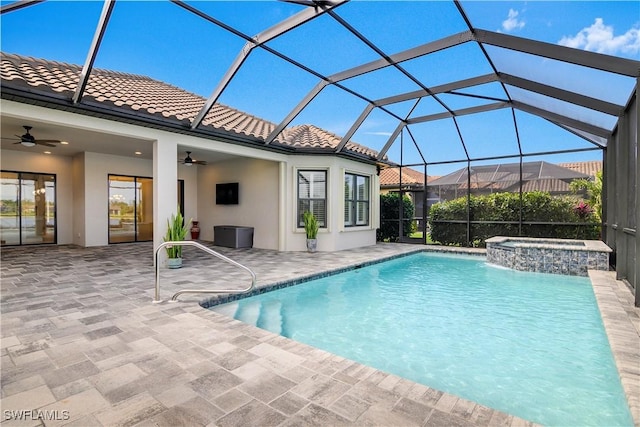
153, 241, 256, 303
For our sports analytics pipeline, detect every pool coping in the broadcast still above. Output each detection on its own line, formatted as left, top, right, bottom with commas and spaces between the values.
485, 236, 613, 252
589, 270, 640, 425
201, 246, 485, 309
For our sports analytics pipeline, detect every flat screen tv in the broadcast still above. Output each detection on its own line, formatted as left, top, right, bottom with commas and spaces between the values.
216, 182, 239, 205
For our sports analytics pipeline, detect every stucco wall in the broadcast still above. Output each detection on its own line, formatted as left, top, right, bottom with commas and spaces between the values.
283, 156, 378, 252
1, 102, 380, 253
83, 152, 153, 246
197, 158, 280, 250
0, 149, 74, 245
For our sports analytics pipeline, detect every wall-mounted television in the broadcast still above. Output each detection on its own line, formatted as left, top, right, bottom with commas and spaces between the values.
216, 182, 239, 205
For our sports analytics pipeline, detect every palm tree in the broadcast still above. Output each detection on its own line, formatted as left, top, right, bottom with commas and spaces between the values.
570, 170, 603, 222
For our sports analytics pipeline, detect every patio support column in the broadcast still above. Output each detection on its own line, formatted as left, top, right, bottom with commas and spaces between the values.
614, 107, 629, 284
153, 138, 178, 265
278, 161, 287, 252
634, 79, 639, 307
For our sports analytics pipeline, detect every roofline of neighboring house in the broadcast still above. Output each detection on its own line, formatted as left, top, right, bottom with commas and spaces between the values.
1, 85, 389, 167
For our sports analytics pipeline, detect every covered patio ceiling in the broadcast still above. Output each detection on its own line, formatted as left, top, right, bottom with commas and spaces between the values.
1, 0, 638, 172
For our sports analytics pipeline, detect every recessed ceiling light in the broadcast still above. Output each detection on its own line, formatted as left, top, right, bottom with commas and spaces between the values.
44, 151, 51, 154
135, 151, 142, 155
60, 141, 69, 145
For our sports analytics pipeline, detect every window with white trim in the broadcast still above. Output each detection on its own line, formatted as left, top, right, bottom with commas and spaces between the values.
297, 170, 326, 228
344, 173, 370, 226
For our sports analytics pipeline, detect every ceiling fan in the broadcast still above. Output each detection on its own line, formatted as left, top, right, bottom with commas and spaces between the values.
180, 151, 207, 166
3, 125, 62, 147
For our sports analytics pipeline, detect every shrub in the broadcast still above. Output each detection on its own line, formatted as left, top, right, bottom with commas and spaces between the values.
428, 191, 600, 246
377, 192, 415, 241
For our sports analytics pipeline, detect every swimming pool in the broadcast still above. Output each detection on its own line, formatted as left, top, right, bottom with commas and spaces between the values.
209, 252, 632, 426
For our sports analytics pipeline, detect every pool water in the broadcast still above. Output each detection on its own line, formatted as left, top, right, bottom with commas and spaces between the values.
210, 252, 633, 426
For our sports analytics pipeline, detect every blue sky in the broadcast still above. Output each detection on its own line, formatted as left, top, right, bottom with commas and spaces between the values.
1, 1, 638, 175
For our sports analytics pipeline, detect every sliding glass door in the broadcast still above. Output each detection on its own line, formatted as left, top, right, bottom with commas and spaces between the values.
108, 175, 153, 243
1, 171, 56, 246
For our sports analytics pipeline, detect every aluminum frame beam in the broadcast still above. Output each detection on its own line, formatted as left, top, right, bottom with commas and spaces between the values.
0, 0, 43, 14
334, 104, 375, 153
376, 103, 509, 160
73, 0, 116, 104
408, 101, 510, 125
554, 123, 608, 148
512, 100, 612, 139
377, 122, 406, 160
329, 30, 474, 83
475, 29, 640, 77
269, 31, 474, 146
265, 81, 329, 143
376, 73, 498, 107
334, 74, 499, 154
190, 1, 346, 130
498, 72, 624, 117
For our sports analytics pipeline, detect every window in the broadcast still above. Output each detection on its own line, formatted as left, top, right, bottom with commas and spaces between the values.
108, 175, 153, 243
297, 170, 326, 228
345, 173, 370, 227
1, 171, 56, 246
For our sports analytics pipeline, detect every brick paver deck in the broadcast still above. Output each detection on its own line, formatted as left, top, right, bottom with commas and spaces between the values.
1, 242, 638, 426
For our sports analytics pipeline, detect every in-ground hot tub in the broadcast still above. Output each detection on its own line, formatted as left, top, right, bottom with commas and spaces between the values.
485, 236, 612, 276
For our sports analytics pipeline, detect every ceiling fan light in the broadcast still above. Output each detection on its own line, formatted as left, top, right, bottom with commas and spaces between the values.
21, 140, 36, 147
184, 151, 193, 166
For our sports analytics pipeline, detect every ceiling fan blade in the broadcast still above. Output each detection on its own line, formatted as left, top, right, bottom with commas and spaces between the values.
35, 139, 61, 143
36, 141, 57, 147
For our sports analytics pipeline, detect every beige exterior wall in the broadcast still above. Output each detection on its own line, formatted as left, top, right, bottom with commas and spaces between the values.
82, 152, 153, 246
197, 157, 280, 250
282, 156, 378, 252
1, 100, 380, 253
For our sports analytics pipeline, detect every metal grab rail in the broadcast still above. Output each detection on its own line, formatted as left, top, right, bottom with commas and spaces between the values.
154, 241, 256, 303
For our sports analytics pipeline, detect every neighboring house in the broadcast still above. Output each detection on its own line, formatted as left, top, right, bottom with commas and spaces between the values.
0, 53, 383, 252
427, 160, 600, 201
380, 161, 602, 227
557, 161, 602, 178
379, 167, 440, 228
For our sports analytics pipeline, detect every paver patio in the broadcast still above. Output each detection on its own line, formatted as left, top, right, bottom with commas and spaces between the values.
1, 242, 638, 426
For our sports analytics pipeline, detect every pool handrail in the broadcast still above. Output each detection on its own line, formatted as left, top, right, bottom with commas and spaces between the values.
153, 240, 256, 303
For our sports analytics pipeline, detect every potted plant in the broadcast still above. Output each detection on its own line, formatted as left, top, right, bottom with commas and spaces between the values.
163, 209, 191, 268
303, 210, 319, 253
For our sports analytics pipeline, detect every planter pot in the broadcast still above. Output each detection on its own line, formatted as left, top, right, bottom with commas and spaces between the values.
306, 238, 317, 253
166, 257, 183, 269
190, 221, 200, 240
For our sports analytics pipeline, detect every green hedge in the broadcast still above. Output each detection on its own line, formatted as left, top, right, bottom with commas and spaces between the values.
377, 192, 415, 241
428, 191, 600, 246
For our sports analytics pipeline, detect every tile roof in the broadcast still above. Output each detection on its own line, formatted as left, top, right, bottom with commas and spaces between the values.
379, 167, 439, 187
379, 161, 601, 190
427, 161, 601, 195
380, 161, 600, 194
0, 52, 380, 160
558, 161, 602, 177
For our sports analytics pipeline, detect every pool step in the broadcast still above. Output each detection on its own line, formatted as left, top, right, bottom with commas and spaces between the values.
257, 300, 283, 335
235, 299, 261, 325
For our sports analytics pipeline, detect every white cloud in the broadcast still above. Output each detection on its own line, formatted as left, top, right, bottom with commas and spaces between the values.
501, 9, 525, 32
558, 18, 640, 55
364, 131, 393, 136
